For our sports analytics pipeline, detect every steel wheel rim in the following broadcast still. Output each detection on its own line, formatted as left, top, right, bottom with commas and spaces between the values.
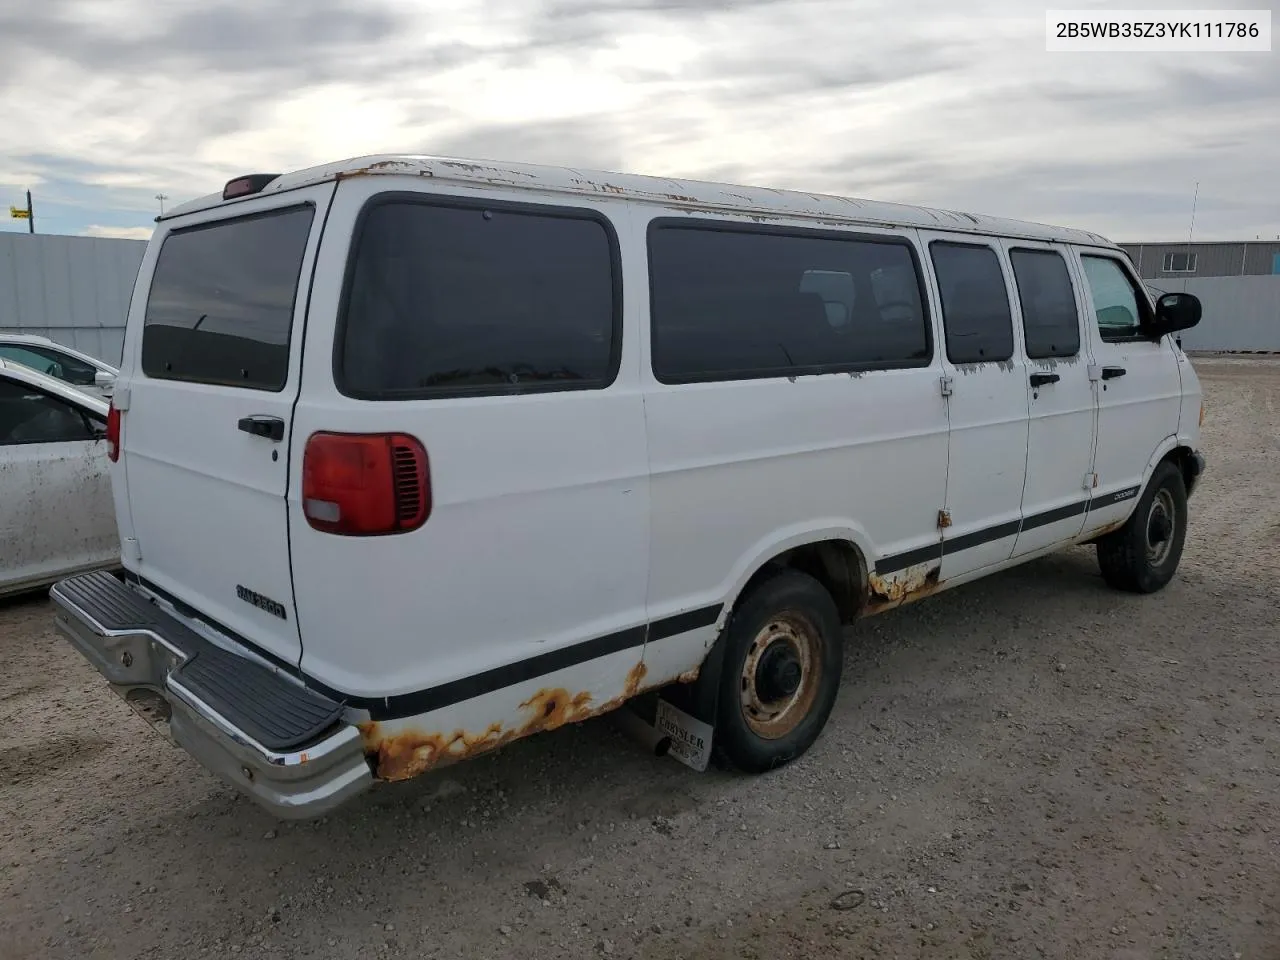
1145, 489, 1177, 565
739, 611, 822, 740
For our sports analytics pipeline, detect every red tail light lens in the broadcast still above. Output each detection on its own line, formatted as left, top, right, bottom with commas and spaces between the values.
105, 404, 121, 462
302, 433, 430, 536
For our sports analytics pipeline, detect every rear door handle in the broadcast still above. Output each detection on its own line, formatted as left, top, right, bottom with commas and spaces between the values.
1029, 373, 1060, 387
238, 415, 285, 442
1101, 366, 1127, 380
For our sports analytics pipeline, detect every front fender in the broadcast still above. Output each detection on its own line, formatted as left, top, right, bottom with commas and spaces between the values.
1141, 433, 1205, 498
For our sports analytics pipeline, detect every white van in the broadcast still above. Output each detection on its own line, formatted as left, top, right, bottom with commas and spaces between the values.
51, 155, 1206, 818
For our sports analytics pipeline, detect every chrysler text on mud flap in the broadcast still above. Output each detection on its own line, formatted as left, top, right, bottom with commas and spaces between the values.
52, 154, 1206, 818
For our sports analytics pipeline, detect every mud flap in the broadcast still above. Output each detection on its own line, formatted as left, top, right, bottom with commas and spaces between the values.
650, 624, 731, 771
654, 699, 713, 771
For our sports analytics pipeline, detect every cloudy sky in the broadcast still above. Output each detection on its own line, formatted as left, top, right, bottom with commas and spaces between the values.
0, 0, 1275, 243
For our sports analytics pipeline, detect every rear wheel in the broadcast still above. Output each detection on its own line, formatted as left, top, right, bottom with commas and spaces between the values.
1096, 460, 1188, 593
714, 569, 843, 772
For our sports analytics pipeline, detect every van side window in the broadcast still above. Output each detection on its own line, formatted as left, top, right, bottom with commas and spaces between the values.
1080, 255, 1149, 341
649, 222, 931, 383
928, 242, 1015, 364
338, 197, 620, 398
1008, 249, 1080, 359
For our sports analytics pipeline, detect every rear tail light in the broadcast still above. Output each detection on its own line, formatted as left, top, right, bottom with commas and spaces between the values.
302, 433, 430, 536
105, 403, 121, 462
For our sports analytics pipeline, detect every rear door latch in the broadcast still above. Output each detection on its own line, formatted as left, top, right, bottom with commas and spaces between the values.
237, 415, 285, 442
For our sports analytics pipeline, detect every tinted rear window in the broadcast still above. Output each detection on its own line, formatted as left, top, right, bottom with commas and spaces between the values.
649, 222, 931, 383
337, 197, 619, 398
142, 206, 314, 391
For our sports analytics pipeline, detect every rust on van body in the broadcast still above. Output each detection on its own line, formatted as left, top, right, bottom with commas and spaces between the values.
360, 660, 654, 782
1082, 518, 1127, 541
863, 564, 942, 615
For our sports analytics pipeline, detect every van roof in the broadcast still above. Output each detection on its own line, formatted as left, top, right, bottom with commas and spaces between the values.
165, 154, 1117, 248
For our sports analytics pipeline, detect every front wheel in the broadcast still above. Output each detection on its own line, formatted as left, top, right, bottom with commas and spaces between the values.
1096, 460, 1188, 593
713, 569, 843, 772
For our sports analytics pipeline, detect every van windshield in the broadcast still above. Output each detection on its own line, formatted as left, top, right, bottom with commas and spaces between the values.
141, 205, 314, 391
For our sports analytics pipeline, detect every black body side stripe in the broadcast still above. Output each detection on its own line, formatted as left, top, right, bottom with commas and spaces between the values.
364, 603, 723, 721
875, 485, 1142, 576
874, 543, 942, 575
1092, 486, 1142, 509
1018, 498, 1089, 532
942, 518, 1021, 555
129, 572, 722, 723
137, 482, 1147, 724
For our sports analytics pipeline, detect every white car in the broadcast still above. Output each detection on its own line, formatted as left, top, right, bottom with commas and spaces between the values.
51, 155, 1205, 819
0, 333, 119, 399
0, 356, 119, 598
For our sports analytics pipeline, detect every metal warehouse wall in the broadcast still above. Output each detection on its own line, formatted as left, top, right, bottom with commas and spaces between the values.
0, 233, 146, 365
1145, 276, 1280, 352
1121, 242, 1280, 280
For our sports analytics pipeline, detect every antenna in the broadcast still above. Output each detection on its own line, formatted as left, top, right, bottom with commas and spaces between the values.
1182, 181, 1198, 293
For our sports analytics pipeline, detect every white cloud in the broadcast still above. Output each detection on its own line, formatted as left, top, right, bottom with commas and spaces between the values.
0, 0, 1275, 240
0, 171, 44, 189
82, 224, 153, 240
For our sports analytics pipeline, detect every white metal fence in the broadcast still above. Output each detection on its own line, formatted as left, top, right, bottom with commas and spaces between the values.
1146, 275, 1280, 353
0, 233, 145, 365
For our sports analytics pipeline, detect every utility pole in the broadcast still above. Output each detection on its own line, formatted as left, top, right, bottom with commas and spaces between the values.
156, 193, 169, 216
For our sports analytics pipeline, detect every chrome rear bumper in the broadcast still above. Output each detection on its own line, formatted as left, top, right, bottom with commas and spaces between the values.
51, 572, 372, 819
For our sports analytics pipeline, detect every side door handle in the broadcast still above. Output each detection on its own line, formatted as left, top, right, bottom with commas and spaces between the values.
237, 415, 285, 442
1029, 373, 1060, 388
1101, 366, 1127, 380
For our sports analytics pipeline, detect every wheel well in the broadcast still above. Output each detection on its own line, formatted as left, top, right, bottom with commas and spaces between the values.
1159, 445, 1198, 492
738, 540, 868, 625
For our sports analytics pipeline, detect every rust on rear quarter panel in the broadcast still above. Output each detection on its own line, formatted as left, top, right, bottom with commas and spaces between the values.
360, 659, 656, 782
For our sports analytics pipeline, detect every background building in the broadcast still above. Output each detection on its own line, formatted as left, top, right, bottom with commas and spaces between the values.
0, 232, 145, 365
1120, 240, 1280, 281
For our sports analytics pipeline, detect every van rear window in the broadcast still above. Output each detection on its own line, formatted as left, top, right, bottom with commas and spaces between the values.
336, 196, 620, 398
142, 206, 314, 391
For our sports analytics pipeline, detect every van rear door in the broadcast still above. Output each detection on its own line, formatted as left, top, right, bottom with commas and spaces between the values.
118, 186, 333, 665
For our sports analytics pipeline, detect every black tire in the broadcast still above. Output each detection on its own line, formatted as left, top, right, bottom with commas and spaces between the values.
713, 569, 843, 773
1096, 460, 1188, 594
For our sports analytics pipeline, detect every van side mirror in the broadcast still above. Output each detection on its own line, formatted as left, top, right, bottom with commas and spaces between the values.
1148, 292, 1201, 338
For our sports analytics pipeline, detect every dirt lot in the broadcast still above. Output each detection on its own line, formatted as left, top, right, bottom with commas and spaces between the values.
2, 356, 1278, 960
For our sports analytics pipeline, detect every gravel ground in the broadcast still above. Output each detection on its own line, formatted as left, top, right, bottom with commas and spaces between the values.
2, 356, 1277, 960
